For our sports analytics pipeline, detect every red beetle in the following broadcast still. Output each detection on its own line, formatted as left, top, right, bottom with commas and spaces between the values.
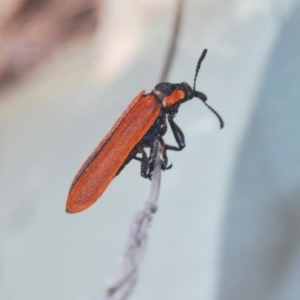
66, 49, 223, 213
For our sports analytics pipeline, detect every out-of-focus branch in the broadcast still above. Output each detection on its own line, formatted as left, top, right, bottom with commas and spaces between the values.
0, 0, 100, 89
159, 0, 183, 83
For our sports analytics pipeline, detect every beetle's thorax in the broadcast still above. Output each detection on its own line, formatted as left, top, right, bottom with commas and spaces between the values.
153, 82, 193, 108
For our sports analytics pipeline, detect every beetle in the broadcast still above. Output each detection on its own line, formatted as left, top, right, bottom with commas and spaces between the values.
66, 49, 224, 213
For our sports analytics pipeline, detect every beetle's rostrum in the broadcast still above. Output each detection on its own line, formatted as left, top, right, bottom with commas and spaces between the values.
66, 49, 224, 213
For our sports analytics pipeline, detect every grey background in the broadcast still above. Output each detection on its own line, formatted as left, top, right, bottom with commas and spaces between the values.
0, 0, 299, 299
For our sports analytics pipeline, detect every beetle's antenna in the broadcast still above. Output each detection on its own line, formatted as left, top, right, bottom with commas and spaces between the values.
193, 48, 207, 91
202, 101, 224, 129
194, 90, 224, 128
193, 49, 224, 129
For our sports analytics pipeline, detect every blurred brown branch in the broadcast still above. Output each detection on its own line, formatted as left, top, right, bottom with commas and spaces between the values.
0, 0, 100, 89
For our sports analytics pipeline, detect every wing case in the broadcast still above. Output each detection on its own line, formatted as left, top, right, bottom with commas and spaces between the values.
66, 91, 161, 213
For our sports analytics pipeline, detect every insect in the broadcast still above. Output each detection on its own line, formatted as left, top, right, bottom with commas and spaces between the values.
66, 49, 224, 213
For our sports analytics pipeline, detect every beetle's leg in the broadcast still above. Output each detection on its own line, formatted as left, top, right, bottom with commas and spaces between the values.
158, 116, 186, 171
132, 146, 156, 179
159, 114, 168, 136
167, 115, 185, 150
159, 137, 173, 171
132, 156, 142, 162
147, 116, 167, 165
116, 147, 150, 179
132, 145, 151, 178
145, 114, 170, 178
138, 148, 150, 178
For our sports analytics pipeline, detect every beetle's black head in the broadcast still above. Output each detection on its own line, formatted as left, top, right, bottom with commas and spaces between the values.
180, 82, 207, 102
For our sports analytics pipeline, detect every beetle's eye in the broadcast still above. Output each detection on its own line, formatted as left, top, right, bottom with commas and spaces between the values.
180, 82, 194, 99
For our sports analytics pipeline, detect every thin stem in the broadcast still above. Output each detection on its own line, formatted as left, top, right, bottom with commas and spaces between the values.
102, 144, 162, 300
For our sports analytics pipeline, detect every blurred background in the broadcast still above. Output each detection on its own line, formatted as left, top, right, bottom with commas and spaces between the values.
0, 0, 299, 299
